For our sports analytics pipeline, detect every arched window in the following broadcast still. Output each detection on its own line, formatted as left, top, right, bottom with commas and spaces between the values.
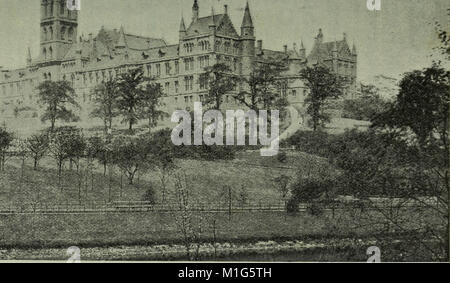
49, 1, 53, 16
60, 1, 65, 15
49, 26, 53, 40
43, 27, 47, 41
48, 73, 52, 80
61, 27, 66, 40
49, 47, 53, 59
68, 27, 74, 41
43, 48, 47, 59
43, 1, 48, 18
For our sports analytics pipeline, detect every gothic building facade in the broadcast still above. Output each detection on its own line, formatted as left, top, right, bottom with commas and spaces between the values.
0, 0, 357, 119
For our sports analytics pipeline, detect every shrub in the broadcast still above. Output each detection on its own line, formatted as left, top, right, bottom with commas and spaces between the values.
277, 151, 288, 163
142, 187, 157, 204
342, 95, 389, 121
282, 130, 333, 158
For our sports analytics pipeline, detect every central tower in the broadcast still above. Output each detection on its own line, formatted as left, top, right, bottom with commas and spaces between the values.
40, 0, 78, 62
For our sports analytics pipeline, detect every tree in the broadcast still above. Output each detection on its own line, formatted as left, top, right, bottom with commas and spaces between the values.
37, 80, 79, 132
116, 68, 151, 132
48, 126, 84, 187
234, 63, 288, 112
0, 128, 13, 171
148, 129, 176, 201
26, 132, 49, 170
111, 135, 150, 185
372, 65, 449, 146
140, 81, 167, 131
203, 63, 236, 110
342, 84, 389, 121
90, 80, 119, 134
300, 66, 345, 131
273, 175, 292, 201
370, 65, 450, 261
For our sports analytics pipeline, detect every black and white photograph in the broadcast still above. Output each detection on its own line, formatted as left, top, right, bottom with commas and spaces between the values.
0, 0, 449, 265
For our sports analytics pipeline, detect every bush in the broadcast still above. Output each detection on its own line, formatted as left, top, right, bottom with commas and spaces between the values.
342, 95, 389, 121
142, 187, 157, 204
306, 202, 324, 216
277, 151, 288, 163
282, 130, 333, 158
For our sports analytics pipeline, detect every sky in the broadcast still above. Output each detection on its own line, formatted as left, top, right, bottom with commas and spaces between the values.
0, 0, 448, 82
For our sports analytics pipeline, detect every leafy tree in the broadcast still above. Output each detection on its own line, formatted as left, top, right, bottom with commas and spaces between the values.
115, 68, 146, 132
90, 80, 119, 134
282, 130, 332, 158
0, 128, 13, 171
37, 80, 79, 132
370, 64, 450, 261
147, 129, 176, 201
234, 63, 288, 112
342, 84, 389, 121
26, 132, 49, 170
140, 81, 167, 131
48, 126, 84, 186
203, 63, 236, 110
273, 175, 292, 201
111, 135, 150, 184
300, 66, 345, 131
372, 65, 449, 146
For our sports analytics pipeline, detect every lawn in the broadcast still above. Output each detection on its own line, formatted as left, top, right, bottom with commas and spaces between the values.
0, 149, 330, 208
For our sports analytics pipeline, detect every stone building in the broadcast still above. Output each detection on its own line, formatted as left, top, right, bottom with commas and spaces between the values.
0, 0, 357, 120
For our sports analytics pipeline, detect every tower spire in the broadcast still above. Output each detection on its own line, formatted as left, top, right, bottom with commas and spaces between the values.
116, 26, 127, 49
179, 16, 186, 32
241, 2, 254, 28
179, 16, 187, 39
192, 0, 199, 23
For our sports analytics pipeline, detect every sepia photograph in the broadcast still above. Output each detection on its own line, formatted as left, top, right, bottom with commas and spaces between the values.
0, 0, 449, 265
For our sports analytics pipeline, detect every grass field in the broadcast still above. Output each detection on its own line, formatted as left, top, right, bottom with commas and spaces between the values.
0, 148, 331, 208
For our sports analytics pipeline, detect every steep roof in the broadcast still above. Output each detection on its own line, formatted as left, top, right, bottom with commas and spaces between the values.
242, 2, 254, 28
186, 14, 224, 36
307, 39, 353, 63
62, 27, 167, 62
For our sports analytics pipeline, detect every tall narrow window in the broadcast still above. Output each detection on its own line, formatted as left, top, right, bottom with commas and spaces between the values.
61, 27, 66, 40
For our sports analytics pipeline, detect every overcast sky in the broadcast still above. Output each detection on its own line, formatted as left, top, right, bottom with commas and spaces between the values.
0, 0, 448, 81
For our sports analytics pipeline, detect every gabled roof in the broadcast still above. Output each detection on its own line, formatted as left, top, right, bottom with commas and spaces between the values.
186, 14, 225, 36
62, 27, 167, 62
307, 39, 353, 63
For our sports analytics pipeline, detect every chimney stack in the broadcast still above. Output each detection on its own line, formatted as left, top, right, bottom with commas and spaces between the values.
224, 5, 228, 14
284, 45, 288, 53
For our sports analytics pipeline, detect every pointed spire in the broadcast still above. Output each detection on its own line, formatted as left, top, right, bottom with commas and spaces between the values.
242, 2, 254, 28
192, 0, 199, 23
116, 26, 127, 48
299, 40, 306, 58
179, 16, 186, 32
209, 6, 216, 27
